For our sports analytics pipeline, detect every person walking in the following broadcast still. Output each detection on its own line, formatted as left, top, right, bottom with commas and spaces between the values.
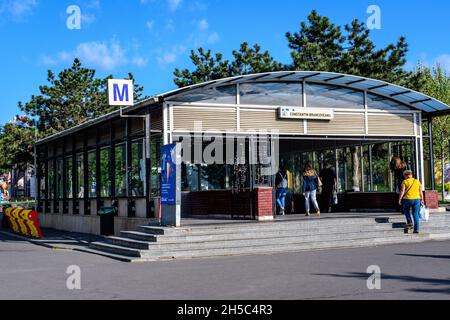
398, 170, 424, 234
275, 167, 288, 215
302, 162, 321, 216
319, 162, 337, 213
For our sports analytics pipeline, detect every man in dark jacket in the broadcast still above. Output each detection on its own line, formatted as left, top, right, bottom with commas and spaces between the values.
319, 163, 337, 213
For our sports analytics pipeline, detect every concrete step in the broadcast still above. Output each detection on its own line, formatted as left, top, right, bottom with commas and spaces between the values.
136, 217, 449, 238
138, 234, 435, 261
140, 229, 435, 252
125, 224, 399, 243
106, 236, 152, 250
89, 242, 143, 258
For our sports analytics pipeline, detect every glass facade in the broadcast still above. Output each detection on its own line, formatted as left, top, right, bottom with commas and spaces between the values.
66, 156, 73, 198
115, 143, 126, 197
88, 151, 96, 198
131, 139, 145, 197
306, 83, 364, 109
56, 158, 63, 199
240, 82, 302, 106
100, 147, 110, 197
76, 153, 84, 198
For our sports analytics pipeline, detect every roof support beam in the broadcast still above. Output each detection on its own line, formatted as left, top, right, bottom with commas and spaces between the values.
299, 72, 321, 80
275, 72, 297, 80
411, 98, 432, 104
390, 90, 411, 97
345, 79, 366, 85
324, 75, 345, 82
367, 84, 390, 90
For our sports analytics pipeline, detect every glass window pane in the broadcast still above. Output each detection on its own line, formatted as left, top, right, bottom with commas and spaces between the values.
151, 136, 162, 196
306, 83, 364, 109
172, 85, 236, 104
100, 148, 110, 197
115, 144, 126, 197
39, 162, 46, 200
76, 153, 84, 198
88, 151, 96, 198
240, 82, 302, 106
367, 93, 411, 111
200, 164, 225, 191
48, 161, 54, 199
66, 156, 73, 199
131, 140, 145, 197
182, 163, 199, 191
372, 143, 390, 192
56, 158, 63, 199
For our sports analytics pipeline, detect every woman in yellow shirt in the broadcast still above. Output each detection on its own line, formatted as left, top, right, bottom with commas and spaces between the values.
398, 170, 425, 234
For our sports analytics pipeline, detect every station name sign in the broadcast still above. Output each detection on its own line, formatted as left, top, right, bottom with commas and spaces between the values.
279, 107, 334, 120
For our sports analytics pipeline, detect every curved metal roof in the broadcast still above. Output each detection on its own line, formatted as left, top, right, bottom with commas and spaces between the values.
161, 71, 450, 115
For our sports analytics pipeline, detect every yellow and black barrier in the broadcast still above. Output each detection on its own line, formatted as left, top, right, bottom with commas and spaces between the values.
4, 207, 43, 239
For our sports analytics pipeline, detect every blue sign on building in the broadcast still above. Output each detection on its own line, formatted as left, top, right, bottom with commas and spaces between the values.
160, 144, 177, 205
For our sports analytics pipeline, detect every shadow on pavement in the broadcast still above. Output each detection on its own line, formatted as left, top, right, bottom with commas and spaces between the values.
0, 227, 104, 250
396, 253, 450, 259
313, 272, 450, 295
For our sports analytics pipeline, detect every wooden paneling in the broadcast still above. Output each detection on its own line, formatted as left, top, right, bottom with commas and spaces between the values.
240, 109, 304, 133
368, 113, 415, 136
307, 113, 365, 135
173, 107, 237, 132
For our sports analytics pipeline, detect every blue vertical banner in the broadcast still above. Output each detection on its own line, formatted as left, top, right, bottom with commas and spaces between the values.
160, 144, 177, 205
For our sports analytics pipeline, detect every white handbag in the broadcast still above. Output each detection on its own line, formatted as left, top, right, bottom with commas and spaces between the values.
420, 206, 430, 222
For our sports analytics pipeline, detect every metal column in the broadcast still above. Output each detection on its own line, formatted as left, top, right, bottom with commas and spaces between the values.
428, 116, 436, 190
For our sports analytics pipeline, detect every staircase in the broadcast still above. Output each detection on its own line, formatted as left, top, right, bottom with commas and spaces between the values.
79, 212, 450, 262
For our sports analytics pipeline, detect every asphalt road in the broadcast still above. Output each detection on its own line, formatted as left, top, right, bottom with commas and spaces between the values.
0, 232, 449, 300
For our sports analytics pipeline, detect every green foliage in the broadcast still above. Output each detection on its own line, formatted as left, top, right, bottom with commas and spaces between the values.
174, 10, 412, 88
0, 117, 35, 172
173, 43, 284, 87
0, 58, 145, 173
19, 58, 144, 136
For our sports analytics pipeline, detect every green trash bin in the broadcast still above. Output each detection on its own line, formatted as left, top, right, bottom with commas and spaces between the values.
98, 206, 117, 236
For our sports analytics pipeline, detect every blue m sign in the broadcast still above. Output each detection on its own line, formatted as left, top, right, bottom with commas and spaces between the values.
108, 79, 134, 106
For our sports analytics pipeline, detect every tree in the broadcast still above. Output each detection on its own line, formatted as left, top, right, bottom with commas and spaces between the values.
0, 58, 145, 173
415, 65, 450, 200
286, 10, 344, 71
173, 48, 232, 87
0, 116, 35, 173
173, 43, 284, 87
230, 42, 285, 75
19, 58, 144, 136
286, 10, 410, 85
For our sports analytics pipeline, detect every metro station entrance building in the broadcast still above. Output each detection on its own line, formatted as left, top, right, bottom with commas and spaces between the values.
35, 72, 450, 234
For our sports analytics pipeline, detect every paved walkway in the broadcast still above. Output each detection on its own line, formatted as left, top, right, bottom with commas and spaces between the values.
0, 231, 449, 299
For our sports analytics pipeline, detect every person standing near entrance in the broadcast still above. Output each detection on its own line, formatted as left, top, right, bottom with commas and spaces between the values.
390, 156, 408, 193
398, 170, 424, 234
302, 162, 321, 216
275, 167, 288, 215
319, 163, 337, 213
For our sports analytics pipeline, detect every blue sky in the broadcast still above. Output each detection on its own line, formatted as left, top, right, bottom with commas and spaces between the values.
1, 0, 449, 124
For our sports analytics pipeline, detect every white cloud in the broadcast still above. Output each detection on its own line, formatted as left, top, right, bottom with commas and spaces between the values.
157, 45, 186, 66
435, 54, 450, 73
207, 32, 220, 44
167, 0, 182, 12
42, 40, 147, 70
198, 18, 208, 31
165, 19, 175, 32
0, 0, 38, 20
146, 20, 155, 30
415, 53, 450, 73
